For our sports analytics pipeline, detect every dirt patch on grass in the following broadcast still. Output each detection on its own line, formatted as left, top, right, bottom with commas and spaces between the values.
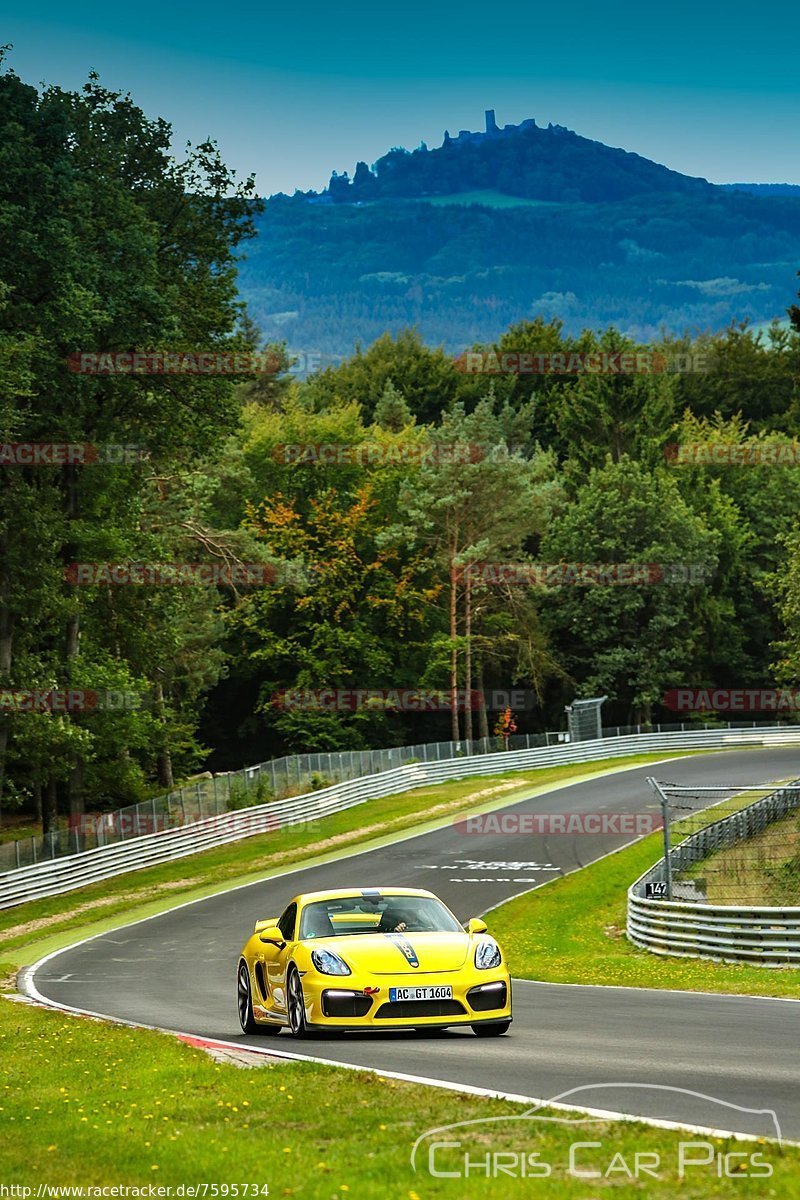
0, 965, 19, 991
246, 777, 537, 866
0, 877, 202, 943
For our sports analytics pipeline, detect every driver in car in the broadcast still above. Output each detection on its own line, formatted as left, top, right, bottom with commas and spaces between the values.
378, 904, 409, 933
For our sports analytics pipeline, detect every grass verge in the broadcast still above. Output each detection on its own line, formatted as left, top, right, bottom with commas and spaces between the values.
490, 798, 800, 998
0, 752, 696, 964
0, 995, 794, 1197
3, 747, 797, 1195
682, 807, 800, 905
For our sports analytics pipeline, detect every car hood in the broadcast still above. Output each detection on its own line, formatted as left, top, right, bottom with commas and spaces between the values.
311, 931, 472, 974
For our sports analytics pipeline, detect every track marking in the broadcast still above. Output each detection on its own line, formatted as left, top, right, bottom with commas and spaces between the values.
18, 748, 800, 1143
9, 991, 794, 1147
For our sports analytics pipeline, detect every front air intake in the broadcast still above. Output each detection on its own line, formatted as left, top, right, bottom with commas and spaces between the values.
321, 990, 373, 1018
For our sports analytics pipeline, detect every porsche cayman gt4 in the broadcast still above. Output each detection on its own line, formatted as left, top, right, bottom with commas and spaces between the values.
237, 887, 511, 1037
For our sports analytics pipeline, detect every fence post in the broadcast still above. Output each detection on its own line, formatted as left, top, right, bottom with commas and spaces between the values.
647, 777, 673, 900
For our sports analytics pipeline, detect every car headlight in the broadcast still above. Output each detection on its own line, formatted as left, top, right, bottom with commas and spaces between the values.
311, 948, 351, 976
475, 939, 502, 970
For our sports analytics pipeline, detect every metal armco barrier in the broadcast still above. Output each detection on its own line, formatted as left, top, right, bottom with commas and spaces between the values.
3, 724, 800, 910
628, 780, 800, 965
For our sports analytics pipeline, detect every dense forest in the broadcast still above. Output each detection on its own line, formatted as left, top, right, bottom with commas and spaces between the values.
240, 188, 800, 357
238, 114, 800, 358
3, 60, 800, 836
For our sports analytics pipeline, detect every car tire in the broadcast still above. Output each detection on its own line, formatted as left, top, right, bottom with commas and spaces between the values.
472, 1020, 511, 1037
237, 960, 261, 1034
287, 965, 310, 1038
238, 961, 283, 1035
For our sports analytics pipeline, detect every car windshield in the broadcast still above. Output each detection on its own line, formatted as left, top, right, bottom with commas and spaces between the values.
299, 894, 463, 939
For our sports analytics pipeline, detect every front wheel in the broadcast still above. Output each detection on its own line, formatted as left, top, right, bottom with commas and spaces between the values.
472, 1020, 511, 1037
287, 966, 310, 1038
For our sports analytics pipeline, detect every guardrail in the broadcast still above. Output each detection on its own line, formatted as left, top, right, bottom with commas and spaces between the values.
3, 723, 800, 911
628, 780, 800, 965
0, 719, 783, 873
2, 730, 586, 874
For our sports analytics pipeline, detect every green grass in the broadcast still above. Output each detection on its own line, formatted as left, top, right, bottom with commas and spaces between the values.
0, 819, 45, 845
490, 806, 800, 997
682, 808, 800, 905
4, 746, 796, 1195
0, 996, 794, 1197
0, 752, 693, 964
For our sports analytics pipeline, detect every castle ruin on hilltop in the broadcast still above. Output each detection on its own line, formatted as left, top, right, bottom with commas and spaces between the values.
442, 109, 569, 146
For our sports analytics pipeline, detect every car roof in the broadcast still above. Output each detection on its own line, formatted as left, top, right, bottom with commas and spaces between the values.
292, 887, 438, 906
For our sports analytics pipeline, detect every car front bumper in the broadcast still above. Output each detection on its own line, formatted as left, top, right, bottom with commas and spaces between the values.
300, 972, 512, 1030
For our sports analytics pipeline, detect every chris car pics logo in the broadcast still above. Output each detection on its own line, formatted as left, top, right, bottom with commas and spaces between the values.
411, 1084, 780, 1181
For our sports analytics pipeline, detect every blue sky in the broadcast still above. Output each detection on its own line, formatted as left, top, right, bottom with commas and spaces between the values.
4, 0, 800, 194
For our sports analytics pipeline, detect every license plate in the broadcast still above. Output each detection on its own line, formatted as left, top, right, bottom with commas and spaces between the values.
389, 986, 453, 1002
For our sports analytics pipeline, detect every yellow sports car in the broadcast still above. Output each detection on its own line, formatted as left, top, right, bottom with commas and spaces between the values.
237, 886, 511, 1037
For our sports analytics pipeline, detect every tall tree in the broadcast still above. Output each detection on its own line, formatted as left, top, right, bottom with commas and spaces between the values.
390, 394, 561, 739
539, 457, 719, 724
0, 55, 261, 827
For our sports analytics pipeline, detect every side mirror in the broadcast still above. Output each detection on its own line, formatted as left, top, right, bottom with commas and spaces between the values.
258, 925, 285, 947
466, 917, 488, 934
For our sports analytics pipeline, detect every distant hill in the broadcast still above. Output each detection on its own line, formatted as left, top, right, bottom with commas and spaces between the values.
319, 110, 714, 205
237, 112, 800, 360
721, 183, 800, 196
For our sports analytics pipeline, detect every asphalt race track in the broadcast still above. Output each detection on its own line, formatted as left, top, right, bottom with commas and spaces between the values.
27, 748, 800, 1140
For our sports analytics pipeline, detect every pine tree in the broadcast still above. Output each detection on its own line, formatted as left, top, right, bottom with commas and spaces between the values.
373, 379, 413, 432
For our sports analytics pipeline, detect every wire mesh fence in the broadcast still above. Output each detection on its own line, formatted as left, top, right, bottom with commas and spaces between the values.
0, 731, 561, 873
0, 718, 792, 876
638, 780, 800, 905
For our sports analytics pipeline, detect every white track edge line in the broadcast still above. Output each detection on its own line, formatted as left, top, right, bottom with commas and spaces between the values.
9, 987, 793, 1148
20, 753, 694, 973
16, 747, 799, 1145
